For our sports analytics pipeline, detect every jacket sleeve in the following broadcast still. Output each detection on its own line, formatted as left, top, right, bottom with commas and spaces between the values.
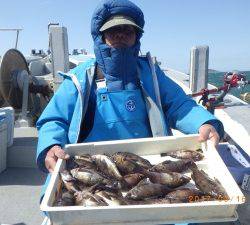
36, 77, 78, 172
155, 65, 224, 138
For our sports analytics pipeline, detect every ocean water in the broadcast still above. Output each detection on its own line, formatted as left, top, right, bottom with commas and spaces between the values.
208, 71, 250, 98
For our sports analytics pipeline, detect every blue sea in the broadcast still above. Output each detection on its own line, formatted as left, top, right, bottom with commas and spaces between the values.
208, 71, 250, 98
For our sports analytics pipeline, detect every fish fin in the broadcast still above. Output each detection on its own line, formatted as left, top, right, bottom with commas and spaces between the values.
196, 148, 203, 153
188, 161, 198, 171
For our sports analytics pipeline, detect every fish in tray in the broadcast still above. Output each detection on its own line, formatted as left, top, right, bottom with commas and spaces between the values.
60, 170, 81, 193
165, 188, 204, 203
66, 157, 79, 170
70, 167, 109, 186
91, 154, 123, 180
74, 154, 96, 169
190, 165, 229, 199
127, 197, 171, 205
127, 188, 203, 205
74, 186, 127, 206
150, 159, 195, 173
94, 190, 128, 206
54, 150, 228, 207
74, 191, 108, 207
111, 155, 190, 188
125, 178, 173, 200
138, 167, 191, 188
161, 149, 204, 161
87, 182, 124, 196
122, 173, 145, 189
54, 190, 75, 206
112, 152, 152, 174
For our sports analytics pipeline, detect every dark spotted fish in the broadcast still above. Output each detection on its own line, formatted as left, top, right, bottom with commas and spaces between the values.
74, 191, 108, 207
95, 190, 128, 206
126, 198, 171, 205
92, 154, 123, 180
66, 157, 78, 170
150, 159, 195, 173
165, 188, 204, 203
54, 191, 75, 206
145, 170, 191, 188
136, 166, 191, 188
161, 149, 204, 161
60, 170, 80, 193
89, 182, 123, 196
70, 168, 109, 186
112, 152, 152, 174
74, 154, 95, 168
191, 166, 228, 199
125, 178, 173, 200
123, 173, 145, 188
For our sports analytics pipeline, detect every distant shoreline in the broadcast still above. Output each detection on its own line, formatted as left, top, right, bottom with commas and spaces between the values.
208, 69, 221, 73
208, 69, 250, 74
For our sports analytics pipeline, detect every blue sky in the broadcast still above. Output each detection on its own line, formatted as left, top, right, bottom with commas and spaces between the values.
0, 0, 249, 72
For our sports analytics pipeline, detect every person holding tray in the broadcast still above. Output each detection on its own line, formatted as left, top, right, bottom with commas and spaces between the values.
36, 0, 224, 208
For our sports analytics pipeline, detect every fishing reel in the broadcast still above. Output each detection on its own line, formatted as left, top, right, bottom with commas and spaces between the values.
223, 72, 249, 89
191, 71, 249, 114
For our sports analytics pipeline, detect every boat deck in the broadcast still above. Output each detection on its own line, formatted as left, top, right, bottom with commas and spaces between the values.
0, 168, 46, 225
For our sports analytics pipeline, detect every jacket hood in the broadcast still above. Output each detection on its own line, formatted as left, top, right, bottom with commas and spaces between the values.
90, 0, 145, 91
91, 0, 144, 40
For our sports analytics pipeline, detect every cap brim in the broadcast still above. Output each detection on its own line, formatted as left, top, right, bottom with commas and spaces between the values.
100, 18, 144, 33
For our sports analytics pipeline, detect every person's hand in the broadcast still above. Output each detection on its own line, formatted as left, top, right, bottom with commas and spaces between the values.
198, 124, 220, 147
45, 145, 70, 173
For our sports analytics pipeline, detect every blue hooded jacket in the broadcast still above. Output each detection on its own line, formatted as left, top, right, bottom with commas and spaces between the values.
36, 0, 224, 173
91, 0, 144, 91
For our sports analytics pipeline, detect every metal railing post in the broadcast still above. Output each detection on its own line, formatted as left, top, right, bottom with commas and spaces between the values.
189, 46, 209, 93
49, 25, 69, 92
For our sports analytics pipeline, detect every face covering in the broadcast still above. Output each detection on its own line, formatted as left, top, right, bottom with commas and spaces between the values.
94, 35, 141, 91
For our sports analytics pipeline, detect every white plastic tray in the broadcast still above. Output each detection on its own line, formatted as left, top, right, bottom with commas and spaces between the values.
41, 135, 245, 225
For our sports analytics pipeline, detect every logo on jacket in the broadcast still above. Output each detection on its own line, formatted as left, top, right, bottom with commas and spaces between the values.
125, 100, 136, 112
